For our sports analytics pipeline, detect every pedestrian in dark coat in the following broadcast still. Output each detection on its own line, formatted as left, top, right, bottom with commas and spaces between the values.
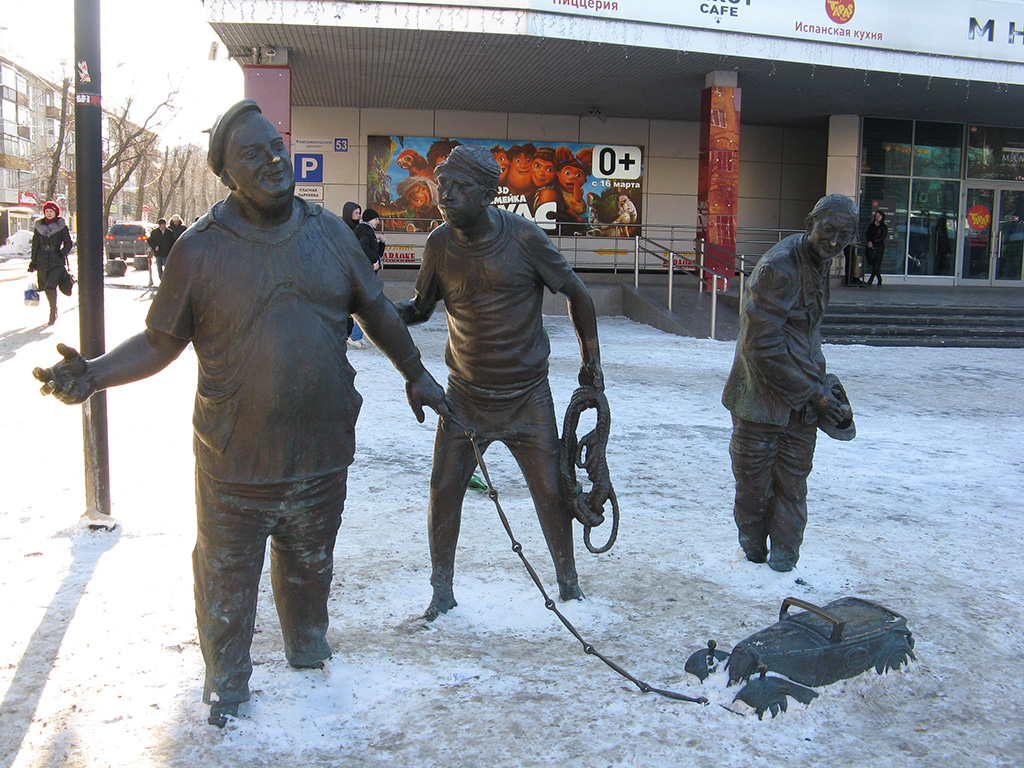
356, 208, 385, 272
148, 218, 175, 279
29, 201, 74, 326
341, 202, 371, 347
865, 211, 888, 286
167, 214, 187, 247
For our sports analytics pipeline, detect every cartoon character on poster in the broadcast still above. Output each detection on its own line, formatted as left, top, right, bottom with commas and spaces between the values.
586, 187, 639, 237
367, 136, 643, 236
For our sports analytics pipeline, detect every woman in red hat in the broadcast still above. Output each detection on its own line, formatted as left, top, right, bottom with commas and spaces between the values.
28, 201, 74, 325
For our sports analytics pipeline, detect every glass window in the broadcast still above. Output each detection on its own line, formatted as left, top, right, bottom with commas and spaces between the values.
859, 176, 910, 275
967, 125, 1024, 181
908, 179, 958, 276
912, 122, 963, 179
862, 118, 913, 176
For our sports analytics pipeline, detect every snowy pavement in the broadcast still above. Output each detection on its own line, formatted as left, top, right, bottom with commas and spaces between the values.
1, 271, 1023, 767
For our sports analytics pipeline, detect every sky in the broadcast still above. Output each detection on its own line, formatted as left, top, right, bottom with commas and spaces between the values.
1, 0, 244, 147
1, 255, 1023, 766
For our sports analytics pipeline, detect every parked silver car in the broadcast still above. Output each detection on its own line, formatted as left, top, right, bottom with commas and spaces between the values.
105, 222, 149, 259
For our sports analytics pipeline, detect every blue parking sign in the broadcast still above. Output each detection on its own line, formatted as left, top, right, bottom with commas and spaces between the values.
293, 153, 323, 183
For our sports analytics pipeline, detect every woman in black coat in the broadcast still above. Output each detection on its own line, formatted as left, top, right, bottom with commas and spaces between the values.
865, 210, 888, 286
29, 201, 74, 325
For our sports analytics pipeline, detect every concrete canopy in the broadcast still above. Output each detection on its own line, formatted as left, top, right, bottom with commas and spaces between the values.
206, 2, 1024, 129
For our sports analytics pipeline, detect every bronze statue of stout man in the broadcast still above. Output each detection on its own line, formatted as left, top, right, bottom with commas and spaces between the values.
32, 100, 450, 726
722, 194, 858, 572
396, 145, 603, 619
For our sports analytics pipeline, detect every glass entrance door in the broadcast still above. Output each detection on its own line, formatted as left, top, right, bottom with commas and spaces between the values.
995, 189, 1024, 283
961, 186, 1024, 285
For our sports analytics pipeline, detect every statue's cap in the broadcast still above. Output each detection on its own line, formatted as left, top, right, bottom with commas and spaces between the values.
206, 99, 263, 176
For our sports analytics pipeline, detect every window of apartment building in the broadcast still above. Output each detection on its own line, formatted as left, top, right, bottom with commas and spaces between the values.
860, 118, 962, 278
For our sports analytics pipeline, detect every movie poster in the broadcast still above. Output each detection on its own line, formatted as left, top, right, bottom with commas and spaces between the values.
367, 136, 644, 236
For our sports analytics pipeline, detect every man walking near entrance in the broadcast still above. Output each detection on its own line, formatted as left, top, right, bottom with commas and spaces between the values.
722, 193, 858, 572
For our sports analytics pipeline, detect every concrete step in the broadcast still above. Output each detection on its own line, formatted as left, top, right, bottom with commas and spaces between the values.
827, 304, 1024, 317
823, 323, 1024, 337
824, 335, 1024, 348
825, 312, 1024, 327
822, 302, 1024, 347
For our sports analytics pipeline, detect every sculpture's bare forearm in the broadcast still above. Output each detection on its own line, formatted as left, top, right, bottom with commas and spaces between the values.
355, 294, 451, 423
89, 328, 190, 391
34, 328, 188, 405
562, 273, 603, 389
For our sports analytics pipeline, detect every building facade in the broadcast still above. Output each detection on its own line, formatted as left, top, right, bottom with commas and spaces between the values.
0, 57, 74, 242
204, 0, 1024, 289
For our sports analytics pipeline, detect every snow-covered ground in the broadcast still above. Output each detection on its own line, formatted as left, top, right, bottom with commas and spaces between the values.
1, 256, 1022, 767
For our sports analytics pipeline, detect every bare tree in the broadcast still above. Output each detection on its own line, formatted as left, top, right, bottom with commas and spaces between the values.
151, 144, 197, 220
44, 76, 72, 203
169, 145, 224, 224
101, 93, 176, 228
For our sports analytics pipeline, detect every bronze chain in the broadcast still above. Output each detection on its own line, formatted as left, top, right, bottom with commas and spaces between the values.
448, 415, 708, 705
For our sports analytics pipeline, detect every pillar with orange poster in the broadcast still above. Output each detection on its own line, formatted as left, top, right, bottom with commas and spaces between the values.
697, 74, 741, 289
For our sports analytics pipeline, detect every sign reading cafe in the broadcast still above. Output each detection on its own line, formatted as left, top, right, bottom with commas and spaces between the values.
367, 136, 644, 236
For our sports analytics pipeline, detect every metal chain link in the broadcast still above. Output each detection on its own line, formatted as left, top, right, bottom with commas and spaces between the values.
447, 415, 708, 706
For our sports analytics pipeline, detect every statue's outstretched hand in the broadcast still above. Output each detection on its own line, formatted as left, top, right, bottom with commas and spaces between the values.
33, 343, 95, 405
405, 371, 452, 425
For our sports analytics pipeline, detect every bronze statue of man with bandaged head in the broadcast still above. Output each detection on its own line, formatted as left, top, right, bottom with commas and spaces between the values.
396, 145, 603, 620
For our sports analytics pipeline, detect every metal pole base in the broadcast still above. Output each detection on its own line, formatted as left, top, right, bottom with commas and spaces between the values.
80, 508, 118, 531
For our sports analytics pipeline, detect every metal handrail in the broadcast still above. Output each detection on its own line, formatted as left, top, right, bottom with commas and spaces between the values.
636, 234, 727, 338
373, 216, 797, 269
631, 228, 798, 340
372, 215, 800, 337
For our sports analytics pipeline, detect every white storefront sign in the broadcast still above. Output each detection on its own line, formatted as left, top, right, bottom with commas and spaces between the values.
368, 0, 1024, 62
